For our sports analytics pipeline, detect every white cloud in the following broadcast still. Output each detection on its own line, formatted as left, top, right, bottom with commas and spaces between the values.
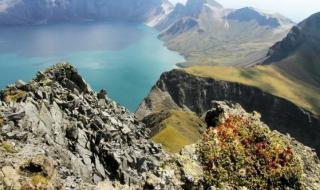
169, 0, 320, 22
0, 0, 19, 12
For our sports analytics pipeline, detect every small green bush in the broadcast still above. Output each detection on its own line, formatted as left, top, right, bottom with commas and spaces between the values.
0, 141, 16, 153
3, 89, 26, 102
0, 116, 3, 128
197, 115, 304, 189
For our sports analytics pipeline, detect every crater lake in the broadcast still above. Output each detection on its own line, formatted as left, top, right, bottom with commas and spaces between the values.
0, 22, 184, 111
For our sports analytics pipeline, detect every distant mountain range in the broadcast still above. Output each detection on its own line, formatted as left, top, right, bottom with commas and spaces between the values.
0, 0, 173, 25
264, 12, 320, 87
155, 0, 294, 67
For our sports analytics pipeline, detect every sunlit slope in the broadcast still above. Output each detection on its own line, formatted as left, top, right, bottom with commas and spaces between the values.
151, 110, 206, 153
185, 65, 320, 114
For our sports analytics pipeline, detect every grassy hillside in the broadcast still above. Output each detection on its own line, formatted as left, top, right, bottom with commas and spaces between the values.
185, 65, 320, 114
151, 110, 206, 153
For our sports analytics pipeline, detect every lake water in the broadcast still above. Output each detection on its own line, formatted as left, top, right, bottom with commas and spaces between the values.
0, 22, 184, 111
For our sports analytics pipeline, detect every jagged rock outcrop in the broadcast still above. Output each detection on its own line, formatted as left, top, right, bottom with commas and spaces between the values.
136, 69, 320, 155
0, 64, 167, 189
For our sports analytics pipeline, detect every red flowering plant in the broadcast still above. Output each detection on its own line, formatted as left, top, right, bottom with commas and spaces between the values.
197, 115, 304, 189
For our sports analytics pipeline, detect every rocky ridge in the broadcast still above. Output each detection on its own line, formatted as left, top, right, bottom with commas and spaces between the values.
0, 64, 167, 189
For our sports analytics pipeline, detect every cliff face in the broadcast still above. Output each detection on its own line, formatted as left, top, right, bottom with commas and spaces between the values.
136, 69, 320, 154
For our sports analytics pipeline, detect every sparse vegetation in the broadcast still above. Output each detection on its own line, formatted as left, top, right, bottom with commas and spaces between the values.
185, 65, 320, 114
39, 78, 53, 87
197, 115, 304, 189
31, 174, 49, 187
19, 155, 53, 189
0, 141, 16, 153
151, 110, 206, 153
0, 115, 3, 128
3, 89, 26, 103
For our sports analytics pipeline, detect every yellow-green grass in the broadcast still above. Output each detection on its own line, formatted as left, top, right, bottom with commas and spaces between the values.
151, 110, 205, 153
185, 65, 320, 114
0, 141, 16, 153
3, 89, 26, 103
0, 116, 3, 128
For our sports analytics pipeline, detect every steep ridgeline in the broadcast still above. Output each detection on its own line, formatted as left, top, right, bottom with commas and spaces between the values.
263, 12, 320, 87
0, 0, 173, 25
156, 0, 294, 67
0, 64, 169, 189
136, 70, 320, 154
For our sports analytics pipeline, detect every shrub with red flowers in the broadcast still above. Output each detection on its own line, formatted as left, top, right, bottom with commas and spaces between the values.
197, 115, 304, 189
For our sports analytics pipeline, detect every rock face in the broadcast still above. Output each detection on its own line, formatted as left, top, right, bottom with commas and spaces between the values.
0, 64, 165, 189
136, 69, 320, 155
0, 0, 173, 25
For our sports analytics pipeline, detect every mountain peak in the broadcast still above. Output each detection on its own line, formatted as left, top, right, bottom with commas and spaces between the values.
265, 12, 320, 63
263, 12, 320, 86
185, 0, 223, 8
298, 12, 320, 36
227, 6, 293, 28
204, 0, 223, 8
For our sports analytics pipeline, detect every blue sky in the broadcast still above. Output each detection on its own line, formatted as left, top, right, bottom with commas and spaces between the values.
169, 0, 320, 22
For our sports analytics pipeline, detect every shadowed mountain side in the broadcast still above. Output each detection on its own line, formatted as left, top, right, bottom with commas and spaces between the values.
263, 12, 320, 87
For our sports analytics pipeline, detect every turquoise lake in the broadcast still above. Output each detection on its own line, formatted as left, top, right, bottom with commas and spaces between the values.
0, 22, 184, 111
